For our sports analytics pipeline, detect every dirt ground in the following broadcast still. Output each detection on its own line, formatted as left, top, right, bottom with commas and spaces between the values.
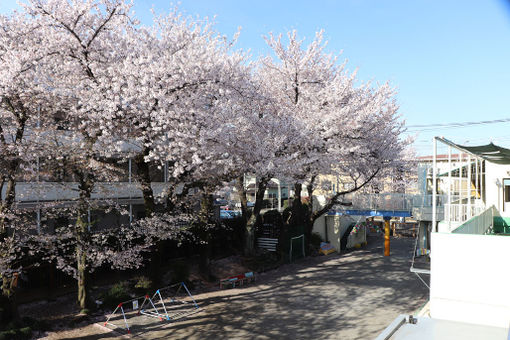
37, 236, 428, 340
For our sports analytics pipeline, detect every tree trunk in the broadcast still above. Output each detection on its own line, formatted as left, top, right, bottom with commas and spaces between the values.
289, 183, 303, 227
198, 192, 213, 276
133, 150, 163, 285
134, 150, 155, 218
75, 173, 93, 311
0, 175, 20, 323
304, 177, 317, 254
245, 178, 268, 256
0, 171, 18, 235
76, 236, 89, 311
234, 175, 268, 256
234, 175, 249, 253
0, 98, 28, 323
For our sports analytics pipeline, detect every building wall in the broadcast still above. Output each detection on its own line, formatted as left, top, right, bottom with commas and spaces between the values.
312, 214, 362, 251
2, 182, 172, 202
484, 162, 510, 216
430, 232, 510, 328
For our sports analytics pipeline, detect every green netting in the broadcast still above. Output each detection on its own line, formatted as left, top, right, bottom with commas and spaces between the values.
454, 142, 510, 164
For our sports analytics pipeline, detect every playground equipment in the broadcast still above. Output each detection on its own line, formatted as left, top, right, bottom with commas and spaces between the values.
319, 242, 335, 255
103, 282, 200, 334
219, 272, 255, 289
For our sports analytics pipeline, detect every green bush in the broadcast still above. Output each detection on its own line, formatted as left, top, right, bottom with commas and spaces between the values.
100, 281, 131, 310
79, 308, 90, 315
133, 276, 152, 295
18, 327, 31, 338
0, 329, 15, 340
0, 326, 32, 340
21, 317, 50, 332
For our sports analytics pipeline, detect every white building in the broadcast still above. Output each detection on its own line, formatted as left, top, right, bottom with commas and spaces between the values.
377, 137, 510, 340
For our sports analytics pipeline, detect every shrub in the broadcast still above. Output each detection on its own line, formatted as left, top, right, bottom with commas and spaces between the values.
133, 276, 152, 295
100, 281, 131, 310
0, 326, 32, 340
18, 327, 31, 339
0, 329, 16, 340
79, 308, 90, 315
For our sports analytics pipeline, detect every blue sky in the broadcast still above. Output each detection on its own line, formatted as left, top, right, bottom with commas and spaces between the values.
2, 0, 510, 154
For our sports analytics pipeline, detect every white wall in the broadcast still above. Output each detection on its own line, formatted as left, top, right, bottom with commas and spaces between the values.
346, 223, 367, 248
312, 214, 362, 251
485, 162, 510, 216
2, 182, 171, 202
430, 232, 510, 328
312, 215, 327, 242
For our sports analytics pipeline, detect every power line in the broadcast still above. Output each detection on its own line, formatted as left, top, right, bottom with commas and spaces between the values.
406, 117, 510, 131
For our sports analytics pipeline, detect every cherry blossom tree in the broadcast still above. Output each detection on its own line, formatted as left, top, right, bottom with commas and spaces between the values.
259, 30, 407, 248
0, 0, 411, 318
88, 9, 255, 275
21, 0, 143, 309
0, 9, 59, 321
224, 80, 304, 255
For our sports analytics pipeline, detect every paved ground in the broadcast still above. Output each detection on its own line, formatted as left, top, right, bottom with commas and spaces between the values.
41, 236, 429, 340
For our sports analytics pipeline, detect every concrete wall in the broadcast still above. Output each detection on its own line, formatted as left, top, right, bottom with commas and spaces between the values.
430, 232, 510, 328
312, 214, 362, 251
346, 224, 367, 248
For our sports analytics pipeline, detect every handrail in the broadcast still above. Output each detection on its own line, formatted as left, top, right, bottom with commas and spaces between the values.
451, 205, 495, 235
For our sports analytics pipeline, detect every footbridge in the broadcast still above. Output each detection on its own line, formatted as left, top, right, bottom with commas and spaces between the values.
327, 193, 415, 218
326, 193, 423, 256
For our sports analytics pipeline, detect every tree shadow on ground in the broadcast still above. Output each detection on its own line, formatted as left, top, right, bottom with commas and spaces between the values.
63, 237, 428, 340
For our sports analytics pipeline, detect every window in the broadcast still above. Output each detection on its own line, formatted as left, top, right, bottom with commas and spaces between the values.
504, 179, 510, 203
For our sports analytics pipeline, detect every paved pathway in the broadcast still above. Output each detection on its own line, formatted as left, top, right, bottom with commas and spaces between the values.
42, 236, 428, 340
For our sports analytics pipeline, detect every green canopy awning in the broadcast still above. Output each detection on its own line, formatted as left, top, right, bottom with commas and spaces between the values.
453, 142, 510, 164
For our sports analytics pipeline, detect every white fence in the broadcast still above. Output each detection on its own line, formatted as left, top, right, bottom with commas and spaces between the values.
3, 182, 171, 203
444, 200, 485, 224
342, 193, 462, 212
344, 193, 414, 211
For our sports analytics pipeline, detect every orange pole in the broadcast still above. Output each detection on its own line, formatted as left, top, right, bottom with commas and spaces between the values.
384, 219, 390, 256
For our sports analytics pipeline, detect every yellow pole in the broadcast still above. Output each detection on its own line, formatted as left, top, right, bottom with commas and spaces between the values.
384, 219, 390, 256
